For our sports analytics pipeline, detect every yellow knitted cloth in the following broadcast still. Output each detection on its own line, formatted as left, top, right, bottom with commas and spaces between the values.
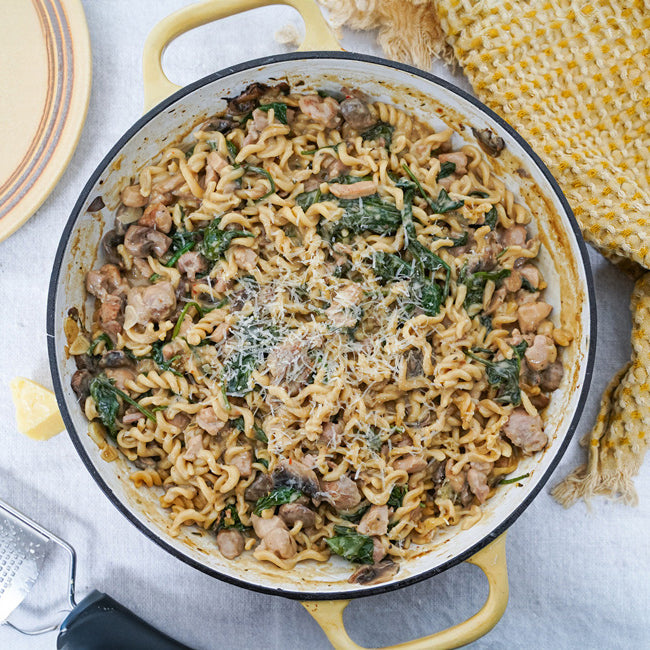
319, 0, 650, 505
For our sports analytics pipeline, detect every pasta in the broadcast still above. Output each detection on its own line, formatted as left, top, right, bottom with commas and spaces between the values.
68, 83, 568, 584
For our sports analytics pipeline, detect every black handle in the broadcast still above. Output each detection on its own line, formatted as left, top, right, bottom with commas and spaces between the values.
56, 590, 193, 650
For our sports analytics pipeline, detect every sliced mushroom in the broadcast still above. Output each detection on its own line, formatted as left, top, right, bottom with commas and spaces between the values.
349, 559, 399, 585
471, 127, 505, 157
245, 473, 273, 501
273, 459, 319, 496
278, 503, 316, 528
124, 225, 172, 258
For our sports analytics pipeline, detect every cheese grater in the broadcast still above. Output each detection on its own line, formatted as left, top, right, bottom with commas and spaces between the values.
0, 498, 191, 649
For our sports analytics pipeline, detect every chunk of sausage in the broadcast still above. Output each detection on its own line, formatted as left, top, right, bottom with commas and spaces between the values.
500, 224, 528, 248
98, 295, 124, 336
438, 152, 468, 175
524, 334, 557, 371
260, 527, 297, 559
231, 451, 253, 478
328, 181, 377, 199
121, 184, 148, 208
326, 283, 363, 328
340, 97, 376, 130
357, 505, 389, 536
139, 202, 172, 234
503, 270, 522, 293
124, 225, 172, 258
231, 246, 258, 271
71, 369, 92, 402
299, 95, 341, 128
519, 264, 540, 289
503, 408, 547, 454
86, 264, 128, 301
372, 537, 387, 563
183, 434, 204, 461
517, 301, 553, 333
126, 281, 176, 324
467, 462, 493, 504
393, 455, 427, 474
251, 514, 287, 539
445, 459, 467, 493
207, 151, 229, 174
320, 475, 361, 511
216, 529, 245, 559
177, 251, 208, 280
196, 406, 225, 435
278, 503, 316, 528
242, 108, 270, 146
540, 360, 564, 392
320, 422, 342, 447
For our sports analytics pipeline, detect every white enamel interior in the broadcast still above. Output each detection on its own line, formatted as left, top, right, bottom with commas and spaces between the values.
51, 55, 593, 597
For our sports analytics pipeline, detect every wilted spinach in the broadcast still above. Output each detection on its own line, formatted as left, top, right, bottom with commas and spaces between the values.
201, 219, 254, 261
88, 333, 113, 355
254, 486, 302, 515
166, 230, 198, 268
361, 121, 394, 148
437, 161, 456, 180
257, 102, 288, 124
90, 374, 156, 438
460, 266, 511, 309
521, 277, 539, 292
340, 504, 371, 524
151, 341, 183, 377
466, 341, 528, 405
215, 503, 248, 532
387, 485, 407, 508
402, 164, 464, 213
295, 188, 322, 211
325, 525, 374, 564
321, 194, 402, 241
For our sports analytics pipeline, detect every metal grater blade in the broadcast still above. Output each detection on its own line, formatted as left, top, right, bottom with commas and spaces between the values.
0, 506, 51, 624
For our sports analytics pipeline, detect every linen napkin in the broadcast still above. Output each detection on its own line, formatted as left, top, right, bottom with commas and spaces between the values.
318, 0, 650, 505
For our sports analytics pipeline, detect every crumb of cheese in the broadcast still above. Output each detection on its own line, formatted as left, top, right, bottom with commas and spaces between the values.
10, 377, 64, 441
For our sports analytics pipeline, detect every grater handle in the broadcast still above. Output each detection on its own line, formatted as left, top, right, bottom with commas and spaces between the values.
56, 590, 192, 650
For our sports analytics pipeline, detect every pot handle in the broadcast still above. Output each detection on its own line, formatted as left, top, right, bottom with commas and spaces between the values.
302, 533, 509, 650
142, 0, 342, 111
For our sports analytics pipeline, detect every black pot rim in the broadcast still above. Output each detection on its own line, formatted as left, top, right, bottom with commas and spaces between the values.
47, 50, 597, 602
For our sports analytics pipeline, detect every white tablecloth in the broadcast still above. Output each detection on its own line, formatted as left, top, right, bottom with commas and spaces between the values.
1, 1, 648, 647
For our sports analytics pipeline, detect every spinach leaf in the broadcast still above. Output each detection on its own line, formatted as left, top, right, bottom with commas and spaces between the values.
437, 161, 456, 180
329, 174, 373, 185
245, 165, 276, 201
460, 266, 511, 309
295, 188, 322, 211
411, 276, 444, 317
254, 424, 268, 443
254, 486, 302, 515
201, 219, 254, 261
365, 428, 382, 453
449, 231, 469, 247
256, 457, 269, 469
89, 374, 120, 437
149, 273, 161, 283
479, 314, 493, 332
88, 333, 113, 355
361, 121, 394, 148
258, 102, 288, 124
402, 164, 464, 213
372, 251, 415, 283
340, 504, 371, 524
226, 140, 239, 165
469, 191, 490, 198
322, 194, 402, 241
221, 318, 280, 397
166, 230, 198, 268
185, 145, 195, 159
231, 416, 245, 431
485, 205, 498, 230
466, 342, 528, 405
151, 341, 183, 377
499, 472, 530, 485
521, 277, 539, 293
222, 352, 258, 396
387, 485, 407, 508
90, 374, 156, 438
215, 503, 249, 532
325, 525, 374, 564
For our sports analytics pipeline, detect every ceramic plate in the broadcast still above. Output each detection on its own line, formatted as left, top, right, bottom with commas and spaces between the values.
0, 0, 91, 241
